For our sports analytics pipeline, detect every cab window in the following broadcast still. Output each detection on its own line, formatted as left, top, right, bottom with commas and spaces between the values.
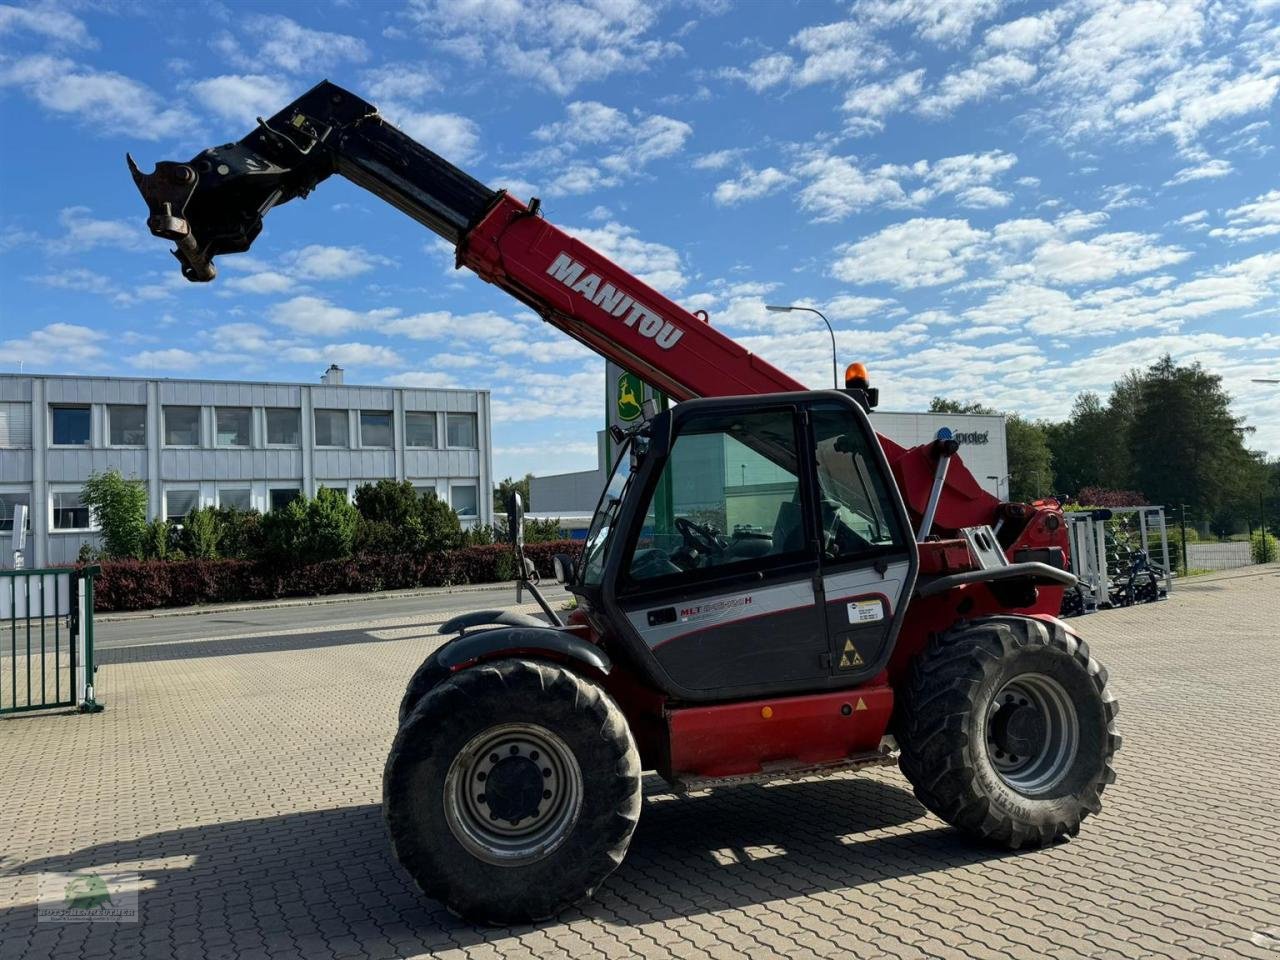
624, 408, 811, 586
811, 403, 910, 561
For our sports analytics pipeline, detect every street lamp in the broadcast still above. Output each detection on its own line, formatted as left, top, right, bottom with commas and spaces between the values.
766, 304, 838, 389
986, 474, 1010, 499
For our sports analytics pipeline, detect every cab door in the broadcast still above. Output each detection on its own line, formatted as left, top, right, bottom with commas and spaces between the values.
610, 402, 830, 699
807, 399, 918, 683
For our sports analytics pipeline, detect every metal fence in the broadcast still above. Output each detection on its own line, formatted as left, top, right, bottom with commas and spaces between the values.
1185, 541, 1255, 572
0, 566, 102, 715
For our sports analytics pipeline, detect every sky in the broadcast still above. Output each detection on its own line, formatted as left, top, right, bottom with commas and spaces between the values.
1, 0, 1278, 483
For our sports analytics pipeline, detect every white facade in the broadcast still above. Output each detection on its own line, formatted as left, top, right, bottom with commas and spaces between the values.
0, 373, 493, 567
530, 410, 1009, 515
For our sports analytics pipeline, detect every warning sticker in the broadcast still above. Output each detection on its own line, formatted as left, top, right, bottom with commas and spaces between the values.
846, 598, 885, 624
838, 639, 865, 669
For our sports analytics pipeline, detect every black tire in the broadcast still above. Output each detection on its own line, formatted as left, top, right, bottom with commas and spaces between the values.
896, 616, 1119, 849
384, 658, 642, 924
397, 648, 445, 725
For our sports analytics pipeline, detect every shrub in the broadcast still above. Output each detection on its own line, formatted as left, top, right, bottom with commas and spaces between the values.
353, 480, 462, 553
1074, 487, 1149, 508
212, 508, 264, 560
89, 539, 584, 612
180, 506, 220, 559
143, 519, 170, 560
1252, 529, 1279, 564
81, 469, 147, 559
261, 488, 358, 564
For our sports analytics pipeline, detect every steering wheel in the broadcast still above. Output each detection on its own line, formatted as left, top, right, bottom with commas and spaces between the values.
676, 516, 724, 556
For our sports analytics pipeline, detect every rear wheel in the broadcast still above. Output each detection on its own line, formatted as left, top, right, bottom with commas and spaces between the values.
384, 658, 641, 924
897, 617, 1119, 848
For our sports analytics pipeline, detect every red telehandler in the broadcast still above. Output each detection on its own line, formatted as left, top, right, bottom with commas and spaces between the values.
129, 81, 1119, 924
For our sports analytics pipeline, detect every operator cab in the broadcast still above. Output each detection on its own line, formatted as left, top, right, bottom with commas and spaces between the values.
568, 390, 918, 702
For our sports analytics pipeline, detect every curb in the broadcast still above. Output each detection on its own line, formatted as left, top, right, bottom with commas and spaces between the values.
96, 581, 563, 623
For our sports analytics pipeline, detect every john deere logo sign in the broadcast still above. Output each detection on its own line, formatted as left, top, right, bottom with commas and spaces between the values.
617, 372, 643, 422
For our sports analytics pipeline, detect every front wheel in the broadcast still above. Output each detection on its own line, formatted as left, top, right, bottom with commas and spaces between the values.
384, 658, 642, 924
896, 617, 1120, 848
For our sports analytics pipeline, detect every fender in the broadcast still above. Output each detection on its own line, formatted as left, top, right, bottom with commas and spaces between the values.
438, 609, 549, 635
438, 625, 612, 675
398, 626, 613, 725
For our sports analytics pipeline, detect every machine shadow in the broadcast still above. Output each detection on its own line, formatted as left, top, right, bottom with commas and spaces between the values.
97, 626, 440, 665
1, 775, 1013, 952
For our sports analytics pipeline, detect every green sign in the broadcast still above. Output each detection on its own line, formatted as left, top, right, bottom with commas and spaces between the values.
616, 372, 644, 422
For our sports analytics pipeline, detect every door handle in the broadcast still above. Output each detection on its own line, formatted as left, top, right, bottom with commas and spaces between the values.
647, 607, 677, 626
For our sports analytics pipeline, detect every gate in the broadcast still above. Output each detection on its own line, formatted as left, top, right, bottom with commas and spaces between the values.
0, 566, 102, 715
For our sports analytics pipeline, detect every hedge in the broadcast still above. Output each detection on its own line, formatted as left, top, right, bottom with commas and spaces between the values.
91, 540, 582, 613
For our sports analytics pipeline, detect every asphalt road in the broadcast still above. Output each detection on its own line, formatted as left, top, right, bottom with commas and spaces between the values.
94, 582, 570, 649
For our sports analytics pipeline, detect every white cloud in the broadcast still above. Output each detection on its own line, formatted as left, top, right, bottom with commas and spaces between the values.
45, 207, 146, 254
360, 64, 441, 101
407, 0, 680, 96
832, 218, 990, 288
692, 149, 742, 170
0, 55, 187, 139
385, 371, 460, 389
918, 53, 1036, 117
1209, 189, 1280, 241
794, 154, 906, 222
382, 109, 480, 162
1164, 158, 1234, 186
527, 101, 691, 195
0, 2, 94, 47
188, 74, 293, 126
712, 167, 793, 206
242, 15, 367, 74
282, 342, 405, 367
268, 296, 399, 336
854, 0, 1004, 45
563, 221, 687, 293
842, 70, 925, 133
128, 349, 203, 371
721, 52, 795, 92
223, 271, 296, 296
1, 322, 105, 368
983, 13, 1058, 50
287, 245, 392, 280
793, 149, 1017, 221
383, 310, 526, 342
1021, 232, 1190, 285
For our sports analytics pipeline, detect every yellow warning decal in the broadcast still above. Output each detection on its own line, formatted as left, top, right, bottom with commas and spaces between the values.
838, 639, 865, 669
855, 697, 867, 711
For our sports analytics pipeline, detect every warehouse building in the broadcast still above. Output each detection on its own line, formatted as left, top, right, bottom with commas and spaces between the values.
0, 367, 493, 567
531, 411, 1009, 519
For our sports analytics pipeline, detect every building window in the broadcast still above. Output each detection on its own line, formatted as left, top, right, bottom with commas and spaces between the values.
266, 407, 300, 445
360, 410, 392, 447
50, 405, 91, 446
405, 412, 437, 448
108, 404, 146, 446
451, 483, 479, 518
0, 491, 31, 531
216, 407, 251, 447
314, 409, 348, 448
164, 406, 200, 446
0, 402, 33, 448
52, 490, 90, 530
412, 483, 437, 500
269, 487, 302, 512
165, 489, 199, 521
218, 488, 252, 511
446, 413, 477, 449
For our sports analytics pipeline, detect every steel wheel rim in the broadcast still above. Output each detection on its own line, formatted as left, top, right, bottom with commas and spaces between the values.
443, 722, 583, 866
986, 673, 1080, 795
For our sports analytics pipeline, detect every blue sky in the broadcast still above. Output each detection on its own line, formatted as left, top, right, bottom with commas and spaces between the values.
1, 0, 1278, 481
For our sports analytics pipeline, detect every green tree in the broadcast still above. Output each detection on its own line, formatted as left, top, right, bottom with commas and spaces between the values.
1130, 355, 1256, 516
928, 398, 1052, 502
80, 470, 147, 559
1046, 391, 1134, 496
494, 474, 533, 513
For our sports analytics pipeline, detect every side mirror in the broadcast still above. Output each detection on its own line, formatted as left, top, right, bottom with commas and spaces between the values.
507, 491, 525, 550
553, 554, 576, 584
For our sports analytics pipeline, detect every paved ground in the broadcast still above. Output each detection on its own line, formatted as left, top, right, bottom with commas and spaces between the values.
1, 568, 1277, 959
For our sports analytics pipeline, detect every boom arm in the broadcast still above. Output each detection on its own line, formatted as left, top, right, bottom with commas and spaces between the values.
129, 79, 1002, 531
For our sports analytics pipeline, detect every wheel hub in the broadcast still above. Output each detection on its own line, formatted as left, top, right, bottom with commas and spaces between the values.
443, 723, 584, 866
986, 674, 1080, 796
